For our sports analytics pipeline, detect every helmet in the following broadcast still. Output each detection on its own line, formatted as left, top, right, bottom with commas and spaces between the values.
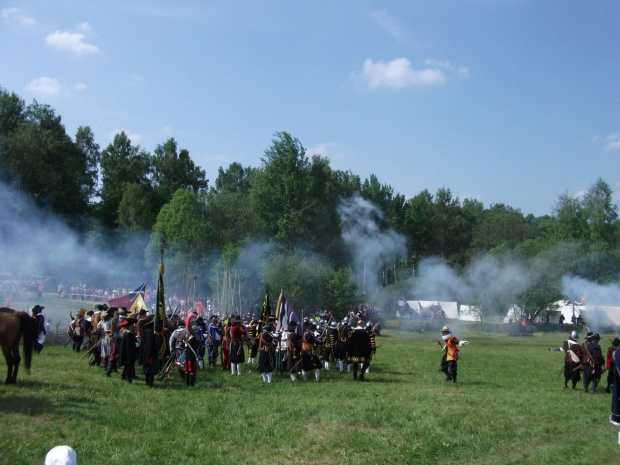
442, 326, 450, 333
570, 330, 579, 340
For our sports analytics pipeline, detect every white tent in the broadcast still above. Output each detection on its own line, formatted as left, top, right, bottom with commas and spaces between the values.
396, 300, 458, 319
458, 305, 482, 321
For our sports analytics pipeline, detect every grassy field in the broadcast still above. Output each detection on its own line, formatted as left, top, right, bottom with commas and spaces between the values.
1, 296, 619, 464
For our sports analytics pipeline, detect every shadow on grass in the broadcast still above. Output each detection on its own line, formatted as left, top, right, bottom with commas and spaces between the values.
0, 379, 97, 419
0, 392, 55, 416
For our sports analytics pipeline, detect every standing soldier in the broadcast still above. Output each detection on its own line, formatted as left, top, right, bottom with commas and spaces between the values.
206, 316, 221, 368
562, 330, 582, 389
440, 325, 468, 383
69, 310, 86, 353
247, 319, 261, 367
301, 321, 324, 382
610, 342, 620, 426
286, 321, 303, 381
605, 337, 620, 393
30, 305, 46, 353
346, 319, 372, 381
322, 321, 338, 371
138, 315, 160, 388
258, 317, 279, 383
582, 333, 605, 394
117, 317, 137, 383
364, 322, 377, 375
103, 307, 119, 377
335, 318, 350, 374
183, 334, 200, 387
229, 315, 247, 375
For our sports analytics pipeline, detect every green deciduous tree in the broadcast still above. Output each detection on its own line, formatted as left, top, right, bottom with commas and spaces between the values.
582, 178, 618, 250
2, 100, 92, 218
97, 131, 151, 226
74, 126, 100, 202
151, 137, 208, 214
251, 132, 335, 249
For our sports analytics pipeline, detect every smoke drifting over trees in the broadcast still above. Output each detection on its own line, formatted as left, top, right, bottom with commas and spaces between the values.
1, 85, 619, 320
338, 195, 407, 301
0, 181, 150, 288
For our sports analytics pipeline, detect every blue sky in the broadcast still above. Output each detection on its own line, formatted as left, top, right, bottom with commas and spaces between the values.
1, 0, 618, 217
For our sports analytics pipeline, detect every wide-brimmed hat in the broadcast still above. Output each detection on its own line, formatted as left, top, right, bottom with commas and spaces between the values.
231, 315, 241, 324
118, 317, 137, 327
31, 305, 45, 314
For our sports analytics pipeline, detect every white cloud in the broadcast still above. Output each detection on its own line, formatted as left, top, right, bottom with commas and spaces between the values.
25, 77, 61, 96
25, 77, 87, 96
307, 142, 346, 162
1, 8, 35, 26
604, 133, 620, 151
109, 130, 142, 143
370, 10, 402, 40
76, 22, 92, 33
46, 27, 99, 55
354, 58, 445, 89
424, 58, 470, 78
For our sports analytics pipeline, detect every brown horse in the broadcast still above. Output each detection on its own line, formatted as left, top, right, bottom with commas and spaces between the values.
0, 307, 37, 384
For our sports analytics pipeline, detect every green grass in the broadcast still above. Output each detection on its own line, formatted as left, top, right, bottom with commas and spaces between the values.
1, 299, 619, 464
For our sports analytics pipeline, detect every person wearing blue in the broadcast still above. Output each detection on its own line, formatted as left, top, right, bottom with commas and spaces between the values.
611, 342, 620, 426
206, 315, 221, 367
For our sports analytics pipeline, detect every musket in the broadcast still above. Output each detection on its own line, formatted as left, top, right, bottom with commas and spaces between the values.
82, 339, 102, 359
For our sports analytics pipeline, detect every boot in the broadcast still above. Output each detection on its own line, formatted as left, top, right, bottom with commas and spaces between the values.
353, 364, 358, 381
237, 363, 243, 375
105, 360, 113, 377
302, 370, 308, 382
315, 369, 320, 382
452, 373, 457, 383
231, 364, 237, 375
290, 373, 297, 382
185, 372, 191, 386
267, 372, 273, 383
190, 374, 196, 386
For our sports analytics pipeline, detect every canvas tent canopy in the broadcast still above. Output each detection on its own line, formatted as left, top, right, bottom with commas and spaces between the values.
397, 300, 458, 319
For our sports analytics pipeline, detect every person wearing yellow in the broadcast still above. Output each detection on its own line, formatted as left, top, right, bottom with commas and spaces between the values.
440, 325, 468, 383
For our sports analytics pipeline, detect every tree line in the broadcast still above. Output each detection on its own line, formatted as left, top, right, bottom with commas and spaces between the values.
1, 86, 618, 320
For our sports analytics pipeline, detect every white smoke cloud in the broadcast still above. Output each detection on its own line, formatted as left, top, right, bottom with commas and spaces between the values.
0, 182, 151, 293
560, 275, 620, 307
411, 255, 529, 309
338, 195, 407, 300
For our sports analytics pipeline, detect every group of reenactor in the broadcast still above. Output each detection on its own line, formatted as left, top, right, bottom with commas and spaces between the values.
558, 330, 619, 394
70, 304, 379, 387
69, 304, 164, 387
